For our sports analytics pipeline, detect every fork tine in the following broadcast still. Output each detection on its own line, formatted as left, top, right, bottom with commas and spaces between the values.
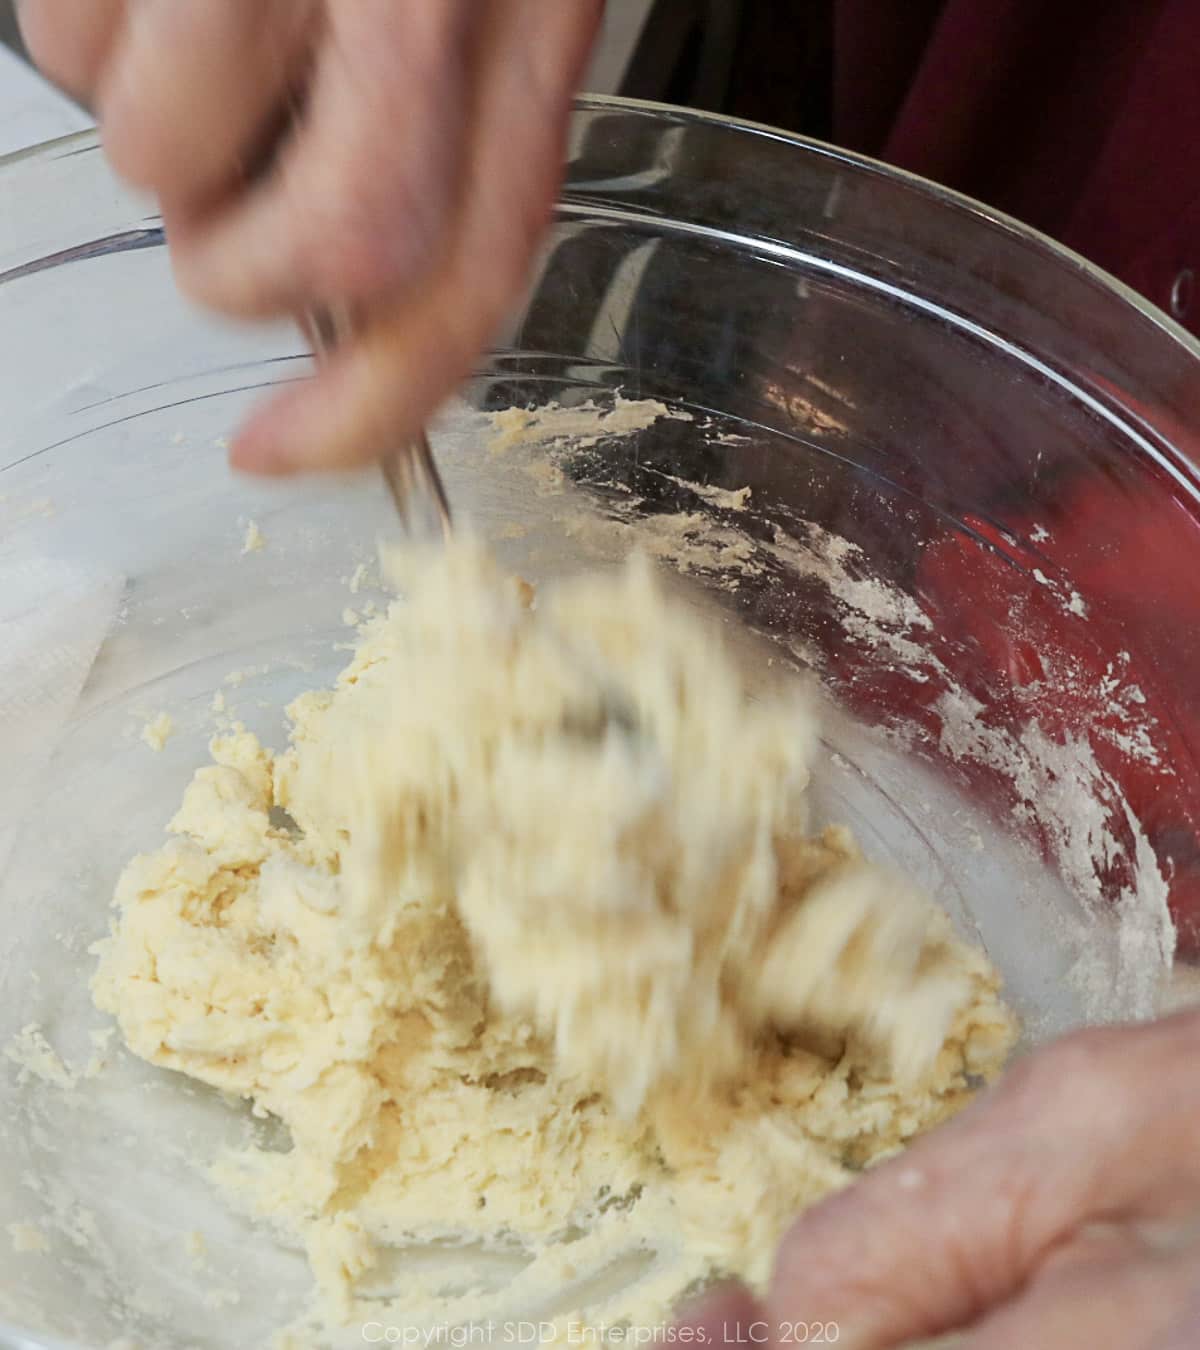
382, 433, 453, 541
301, 306, 451, 540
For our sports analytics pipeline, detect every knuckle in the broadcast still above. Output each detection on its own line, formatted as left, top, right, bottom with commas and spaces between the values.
1038, 1222, 1133, 1280
1003, 1026, 1127, 1111
775, 1190, 908, 1288
295, 179, 442, 304
298, 214, 402, 302
292, 55, 461, 300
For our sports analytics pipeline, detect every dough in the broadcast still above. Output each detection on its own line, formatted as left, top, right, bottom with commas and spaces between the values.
93, 538, 1017, 1340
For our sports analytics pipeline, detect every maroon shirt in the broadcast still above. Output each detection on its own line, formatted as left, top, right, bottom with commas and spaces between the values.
833, 0, 1200, 335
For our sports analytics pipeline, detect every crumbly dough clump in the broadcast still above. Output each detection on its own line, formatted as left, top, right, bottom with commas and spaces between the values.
93, 539, 1017, 1339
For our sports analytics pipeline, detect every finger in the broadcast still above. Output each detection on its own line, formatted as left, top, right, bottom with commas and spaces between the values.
97, 0, 320, 210
675, 1281, 765, 1345
1154, 1277, 1200, 1350
167, 0, 474, 318
230, 0, 603, 472
17, 0, 124, 103
765, 1014, 1200, 1350
966, 1236, 1199, 1350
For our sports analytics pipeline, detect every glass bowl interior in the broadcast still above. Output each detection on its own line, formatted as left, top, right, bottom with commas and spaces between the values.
2, 97, 1199, 1348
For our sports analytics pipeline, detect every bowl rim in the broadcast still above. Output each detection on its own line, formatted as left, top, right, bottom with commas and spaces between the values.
5, 93, 1199, 372
571, 94, 1200, 363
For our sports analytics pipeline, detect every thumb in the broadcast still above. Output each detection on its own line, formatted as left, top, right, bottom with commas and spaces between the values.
675, 1281, 767, 1345
765, 1014, 1200, 1349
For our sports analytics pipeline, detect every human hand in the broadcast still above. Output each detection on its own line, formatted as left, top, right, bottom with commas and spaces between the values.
681, 1008, 1200, 1348
20, 0, 602, 473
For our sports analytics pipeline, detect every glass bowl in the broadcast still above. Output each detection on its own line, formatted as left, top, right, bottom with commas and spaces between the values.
2, 96, 1198, 1349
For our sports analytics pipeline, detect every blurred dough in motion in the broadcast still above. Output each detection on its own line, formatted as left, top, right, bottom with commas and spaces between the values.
93, 537, 1017, 1336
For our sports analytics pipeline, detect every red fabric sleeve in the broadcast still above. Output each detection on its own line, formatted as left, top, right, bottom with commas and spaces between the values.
833, 0, 1200, 332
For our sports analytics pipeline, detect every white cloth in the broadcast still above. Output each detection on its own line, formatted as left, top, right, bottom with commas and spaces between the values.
0, 557, 121, 878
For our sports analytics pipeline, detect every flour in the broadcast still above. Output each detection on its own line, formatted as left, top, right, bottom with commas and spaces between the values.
487, 397, 692, 457
765, 524, 935, 651
661, 475, 753, 512
1032, 566, 1088, 619
5, 1025, 77, 1091
561, 508, 765, 588
932, 689, 1175, 1017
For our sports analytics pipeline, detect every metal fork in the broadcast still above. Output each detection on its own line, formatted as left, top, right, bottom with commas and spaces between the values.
300, 306, 453, 541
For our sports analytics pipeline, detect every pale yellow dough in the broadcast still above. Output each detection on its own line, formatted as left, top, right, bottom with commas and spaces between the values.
93, 539, 1017, 1341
